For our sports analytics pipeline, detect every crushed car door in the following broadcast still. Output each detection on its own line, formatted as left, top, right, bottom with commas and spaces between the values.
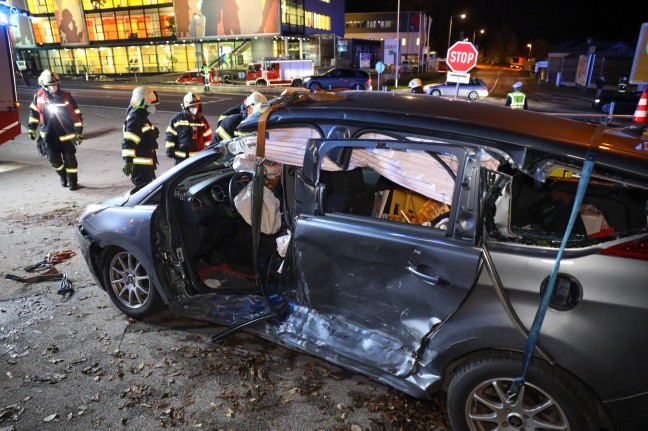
290, 139, 483, 376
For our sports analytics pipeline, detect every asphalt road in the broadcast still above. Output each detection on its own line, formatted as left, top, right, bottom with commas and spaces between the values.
0, 69, 626, 431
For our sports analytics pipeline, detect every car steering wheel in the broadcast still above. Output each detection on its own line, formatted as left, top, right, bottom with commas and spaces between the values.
228, 171, 254, 208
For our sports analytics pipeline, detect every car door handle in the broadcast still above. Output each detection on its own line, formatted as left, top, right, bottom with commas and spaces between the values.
407, 265, 450, 286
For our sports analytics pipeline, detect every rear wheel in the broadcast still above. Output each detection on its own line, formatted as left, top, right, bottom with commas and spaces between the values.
430, 89, 441, 96
468, 91, 479, 100
101, 247, 162, 319
447, 352, 599, 431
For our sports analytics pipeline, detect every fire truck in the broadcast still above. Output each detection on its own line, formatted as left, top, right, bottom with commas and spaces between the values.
0, 3, 21, 146
245, 58, 314, 87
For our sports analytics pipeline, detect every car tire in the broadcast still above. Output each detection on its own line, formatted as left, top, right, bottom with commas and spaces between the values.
447, 352, 599, 431
468, 91, 479, 100
309, 82, 322, 92
101, 247, 163, 319
430, 89, 441, 96
292, 79, 302, 87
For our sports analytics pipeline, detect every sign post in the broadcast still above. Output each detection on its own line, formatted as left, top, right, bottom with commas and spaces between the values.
446, 41, 479, 97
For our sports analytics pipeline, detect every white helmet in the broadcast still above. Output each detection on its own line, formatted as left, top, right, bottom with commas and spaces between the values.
38, 70, 61, 88
130, 86, 160, 107
245, 91, 267, 107
182, 92, 201, 109
408, 78, 422, 89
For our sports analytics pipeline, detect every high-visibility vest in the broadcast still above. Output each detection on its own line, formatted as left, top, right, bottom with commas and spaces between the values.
507, 91, 526, 109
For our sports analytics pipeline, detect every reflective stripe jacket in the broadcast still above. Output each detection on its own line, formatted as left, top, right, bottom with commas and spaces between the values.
505, 91, 528, 110
209, 103, 246, 147
165, 111, 212, 161
121, 105, 159, 166
28, 88, 83, 143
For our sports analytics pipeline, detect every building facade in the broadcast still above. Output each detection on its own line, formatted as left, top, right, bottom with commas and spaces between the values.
6, 0, 344, 78
344, 11, 430, 70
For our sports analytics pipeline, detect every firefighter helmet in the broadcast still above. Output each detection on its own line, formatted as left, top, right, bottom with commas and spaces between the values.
408, 78, 422, 89
38, 70, 61, 88
182, 92, 201, 109
130, 86, 160, 107
244, 91, 267, 107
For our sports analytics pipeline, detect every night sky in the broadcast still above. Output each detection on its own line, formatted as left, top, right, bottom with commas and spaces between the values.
346, 1, 645, 47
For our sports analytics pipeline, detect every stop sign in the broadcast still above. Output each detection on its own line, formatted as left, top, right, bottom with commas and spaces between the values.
446, 42, 478, 73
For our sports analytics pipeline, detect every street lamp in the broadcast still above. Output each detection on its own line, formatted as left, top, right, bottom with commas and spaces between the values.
447, 13, 466, 51
527, 43, 532, 59
472, 28, 484, 45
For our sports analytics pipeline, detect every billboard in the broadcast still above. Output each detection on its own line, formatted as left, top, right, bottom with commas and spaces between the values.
53, 0, 88, 45
175, 0, 279, 39
630, 23, 648, 84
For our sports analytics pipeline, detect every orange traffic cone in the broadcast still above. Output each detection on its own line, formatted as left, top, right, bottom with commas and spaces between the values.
632, 89, 648, 123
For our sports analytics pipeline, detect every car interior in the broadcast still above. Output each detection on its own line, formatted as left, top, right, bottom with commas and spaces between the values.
167, 128, 648, 297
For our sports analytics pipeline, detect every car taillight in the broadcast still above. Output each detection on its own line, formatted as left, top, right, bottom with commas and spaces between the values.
368, 78, 372, 84
598, 237, 648, 260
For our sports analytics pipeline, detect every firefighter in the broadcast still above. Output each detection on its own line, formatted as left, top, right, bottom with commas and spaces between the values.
208, 91, 267, 147
505, 81, 528, 110
121, 86, 160, 188
28, 70, 83, 190
165, 92, 212, 165
408, 78, 424, 94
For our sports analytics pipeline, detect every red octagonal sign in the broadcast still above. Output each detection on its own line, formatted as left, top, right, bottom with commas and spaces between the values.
446, 41, 478, 73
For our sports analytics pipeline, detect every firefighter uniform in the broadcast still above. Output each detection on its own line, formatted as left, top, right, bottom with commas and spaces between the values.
505, 82, 528, 110
208, 92, 267, 147
165, 92, 212, 165
28, 70, 83, 190
122, 87, 160, 188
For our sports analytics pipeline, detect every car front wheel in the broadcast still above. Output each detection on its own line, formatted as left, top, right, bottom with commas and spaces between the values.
101, 247, 162, 318
430, 89, 441, 96
309, 82, 322, 92
447, 352, 599, 431
468, 91, 479, 100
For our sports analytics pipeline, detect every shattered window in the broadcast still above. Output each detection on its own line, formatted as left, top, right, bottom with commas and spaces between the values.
496, 161, 648, 244
319, 146, 455, 228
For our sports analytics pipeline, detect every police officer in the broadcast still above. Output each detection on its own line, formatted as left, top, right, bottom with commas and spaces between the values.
209, 91, 267, 147
505, 81, 528, 110
165, 92, 212, 165
28, 70, 83, 190
121, 86, 160, 188
408, 78, 424, 94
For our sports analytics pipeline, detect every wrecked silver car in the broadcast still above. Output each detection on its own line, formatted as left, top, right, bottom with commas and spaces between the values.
77, 91, 648, 431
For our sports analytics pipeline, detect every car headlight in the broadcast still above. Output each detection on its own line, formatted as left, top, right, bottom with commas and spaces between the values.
304, 77, 311, 83
79, 204, 109, 223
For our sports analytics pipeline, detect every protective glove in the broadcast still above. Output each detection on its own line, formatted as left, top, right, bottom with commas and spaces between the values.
75, 135, 83, 146
122, 162, 133, 176
28, 130, 36, 140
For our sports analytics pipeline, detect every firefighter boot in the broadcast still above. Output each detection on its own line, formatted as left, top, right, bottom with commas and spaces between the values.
67, 173, 78, 191
57, 170, 68, 187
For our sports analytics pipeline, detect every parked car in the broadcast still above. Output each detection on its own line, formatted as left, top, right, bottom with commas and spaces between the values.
176, 68, 223, 85
424, 77, 489, 99
303, 68, 371, 91
77, 91, 648, 431
592, 90, 642, 115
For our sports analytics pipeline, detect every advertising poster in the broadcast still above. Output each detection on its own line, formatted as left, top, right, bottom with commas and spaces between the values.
630, 23, 648, 83
53, 0, 88, 45
8, 0, 35, 47
175, 0, 279, 39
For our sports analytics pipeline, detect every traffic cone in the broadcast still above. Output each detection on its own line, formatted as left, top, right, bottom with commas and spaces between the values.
632, 89, 648, 123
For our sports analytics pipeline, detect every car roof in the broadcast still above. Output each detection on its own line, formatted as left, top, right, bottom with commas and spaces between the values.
240, 91, 648, 176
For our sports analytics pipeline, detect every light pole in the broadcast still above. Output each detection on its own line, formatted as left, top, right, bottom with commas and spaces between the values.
447, 13, 466, 51
395, 0, 400, 88
527, 43, 532, 59
472, 28, 484, 45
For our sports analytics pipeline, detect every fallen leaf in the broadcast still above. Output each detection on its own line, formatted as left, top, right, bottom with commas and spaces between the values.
43, 413, 58, 422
